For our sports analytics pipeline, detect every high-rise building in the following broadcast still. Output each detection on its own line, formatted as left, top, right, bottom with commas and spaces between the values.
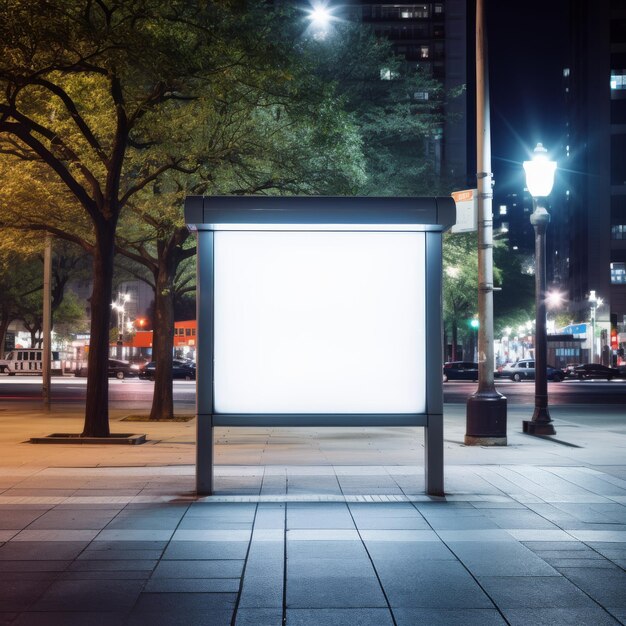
563, 0, 626, 362
348, 1, 469, 184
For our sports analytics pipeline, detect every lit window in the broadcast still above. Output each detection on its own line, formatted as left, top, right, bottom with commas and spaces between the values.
563, 68, 570, 77
500, 223, 509, 233
434, 3, 444, 14
420, 46, 429, 59
380, 68, 399, 81
611, 70, 626, 90
612, 225, 626, 240
414, 91, 429, 100
611, 262, 626, 284
499, 205, 507, 215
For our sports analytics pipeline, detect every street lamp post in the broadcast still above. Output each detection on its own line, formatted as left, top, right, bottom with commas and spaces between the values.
588, 290, 602, 363
112, 293, 130, 360
522, 143, 557, 436
465, 0, 507, 446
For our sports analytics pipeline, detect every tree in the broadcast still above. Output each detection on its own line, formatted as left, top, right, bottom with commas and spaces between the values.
443, 232, 479, 360
1, 0, 348, 435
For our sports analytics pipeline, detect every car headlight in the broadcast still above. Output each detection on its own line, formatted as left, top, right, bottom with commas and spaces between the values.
130, 364, 140, 371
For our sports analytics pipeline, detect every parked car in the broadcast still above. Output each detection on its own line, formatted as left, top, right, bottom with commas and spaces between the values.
443, 361, 478, 382
75, 359, 140, 379
572, 363, 622, 381
139, 359, 196, 381
562, 363, 582, 378
503, 359, 564, 382
107, 359, 140, 380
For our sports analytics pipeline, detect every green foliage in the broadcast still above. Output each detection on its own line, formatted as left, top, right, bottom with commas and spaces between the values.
493, 245, 535, 334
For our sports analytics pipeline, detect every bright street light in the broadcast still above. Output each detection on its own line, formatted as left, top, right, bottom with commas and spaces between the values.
306, 2, 335, 38
588, 290, 603, 363
523, 143, 557, 437
546, 290, 565, 308
523, 143, 557, 198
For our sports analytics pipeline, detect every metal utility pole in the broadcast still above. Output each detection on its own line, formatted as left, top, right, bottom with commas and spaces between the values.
465, 0, 507, 445
42, 233, 52, 409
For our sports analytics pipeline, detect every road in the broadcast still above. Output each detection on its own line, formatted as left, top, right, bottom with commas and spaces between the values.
0, 375, 625, 407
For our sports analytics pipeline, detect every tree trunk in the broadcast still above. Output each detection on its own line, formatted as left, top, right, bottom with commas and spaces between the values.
149, 254, 176, 420
82, 223, 116, 437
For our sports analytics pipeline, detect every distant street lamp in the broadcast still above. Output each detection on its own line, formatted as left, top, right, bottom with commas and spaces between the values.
470, 318, 479, 362
588, 290, 603, 363
523, 143, 557, 436
111, 293, 131, 359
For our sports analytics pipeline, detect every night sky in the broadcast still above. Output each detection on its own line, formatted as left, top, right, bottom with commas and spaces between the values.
487, 0, 570, 194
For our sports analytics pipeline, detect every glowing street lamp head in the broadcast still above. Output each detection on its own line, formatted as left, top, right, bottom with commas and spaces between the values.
306, 2, 336, 38
523, 143, 557, 198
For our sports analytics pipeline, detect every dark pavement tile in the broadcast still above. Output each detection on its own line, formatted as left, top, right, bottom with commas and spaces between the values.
163, 541, 249, 560
26, 509, 120, 530
393, 608, 506, 625
503, 607, 620, 625
152, 559, 244, 578
0, 561, 70, 572
478, 576, 598, 608
0, 511, 45, 530
558, 567, 626, 608
365, 541, 455, 562
13, 612, 129, 626
0, 579, 51, 612
144, 577, 240, 592
77, 549, 164, 561
378, 561, 494, 609
0, 542, 87, 561
287, 540, 368, 560
235, 608, 283, 625
127, 609, 233, 626
31, 579, 145, 612
287, 608, 394, 625
67, 559, 158, 571
131, 592, 237, 612
287, 576, 387, 609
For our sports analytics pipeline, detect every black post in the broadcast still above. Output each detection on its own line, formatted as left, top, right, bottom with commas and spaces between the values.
523, 200, 556, 435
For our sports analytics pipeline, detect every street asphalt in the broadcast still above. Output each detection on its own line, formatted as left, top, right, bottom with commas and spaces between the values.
0, 401, 624, 624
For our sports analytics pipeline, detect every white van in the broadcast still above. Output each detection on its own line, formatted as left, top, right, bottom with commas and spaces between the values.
0, 349, 62, 375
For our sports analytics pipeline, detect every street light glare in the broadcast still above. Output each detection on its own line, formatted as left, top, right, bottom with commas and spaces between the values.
523, 143, 557, 198
309, 4, 331, 27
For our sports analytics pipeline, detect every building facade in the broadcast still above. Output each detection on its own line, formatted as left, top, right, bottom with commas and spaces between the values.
564, 0, 626, 363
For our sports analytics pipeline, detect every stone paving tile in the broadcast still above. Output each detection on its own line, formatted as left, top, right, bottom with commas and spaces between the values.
0, 511, 45, 530
557, 566, 626, 608
144, 577, 240, 592
30, 579, 145, 612
287, 574, 387, 609
127, 608, 233, 626
162, 540, 249, 560
235, 608, 283, 625
502, 607, 621, 625
76, 548, 164, 561
393, 608, 506, 625
286, 608, 394, 625
152, 559, 245, 578
477, 575, 598, 608
130, 592, 237, 613
0, 580, 51, 612
0, 561, 70, 572
66, 558, 158, 571
377, 560, 494, 609
287, 540, 368, 560
444, 541, 559, 577
12, 612, 130, 625
365, 540, 455, 561
0, 542, 87, 561
25, 509, 120, 530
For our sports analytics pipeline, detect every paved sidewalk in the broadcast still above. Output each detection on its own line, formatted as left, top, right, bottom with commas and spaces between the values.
0, 403, 624, 624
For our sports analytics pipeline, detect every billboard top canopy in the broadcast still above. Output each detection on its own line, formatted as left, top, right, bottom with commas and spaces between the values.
185, 195, 456, 231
